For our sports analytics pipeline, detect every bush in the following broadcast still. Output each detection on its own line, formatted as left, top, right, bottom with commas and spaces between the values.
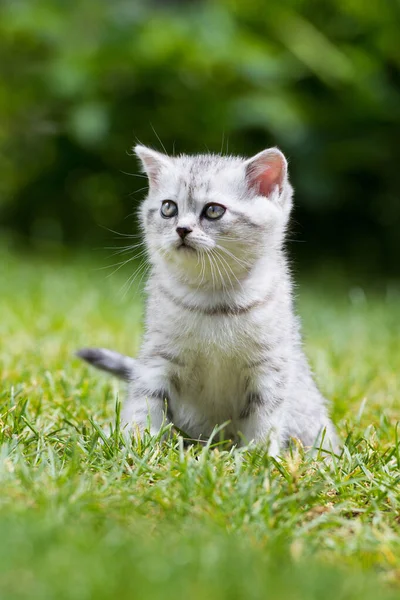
1, 0, 399, 272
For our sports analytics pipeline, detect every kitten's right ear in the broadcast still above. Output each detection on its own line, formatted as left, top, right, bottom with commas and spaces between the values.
244, 148, 288, 200
134, 145, 170, 188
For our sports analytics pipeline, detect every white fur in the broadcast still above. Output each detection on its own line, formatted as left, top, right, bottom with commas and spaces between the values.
117, 146, 337, 455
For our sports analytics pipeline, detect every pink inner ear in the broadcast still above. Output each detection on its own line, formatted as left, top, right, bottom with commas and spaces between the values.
134, 145, 169, 189
248, 152, 286, 198
139, 154, 163, 188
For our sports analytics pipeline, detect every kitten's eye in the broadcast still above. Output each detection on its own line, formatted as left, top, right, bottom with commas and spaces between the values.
203, 203, 226, 220
161, 200, 178, 218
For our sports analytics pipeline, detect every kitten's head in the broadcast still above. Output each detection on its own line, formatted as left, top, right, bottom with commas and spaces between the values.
136, 145, 293, 288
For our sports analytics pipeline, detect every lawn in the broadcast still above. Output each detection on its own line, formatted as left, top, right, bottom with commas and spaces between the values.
1, 247, 400, 600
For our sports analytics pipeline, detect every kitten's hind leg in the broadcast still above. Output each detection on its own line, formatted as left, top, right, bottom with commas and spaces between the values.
76, 347, 135, 381
285, 403, 339, 457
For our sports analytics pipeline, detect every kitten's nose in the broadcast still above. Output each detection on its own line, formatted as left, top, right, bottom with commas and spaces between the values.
176, 226, 192, 240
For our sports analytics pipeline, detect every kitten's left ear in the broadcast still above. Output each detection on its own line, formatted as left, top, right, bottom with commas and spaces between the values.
134, 145, 171, 188
245, 148, 288, 200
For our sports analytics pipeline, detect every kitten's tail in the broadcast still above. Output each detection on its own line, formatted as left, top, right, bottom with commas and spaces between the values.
76, 348, 135, 381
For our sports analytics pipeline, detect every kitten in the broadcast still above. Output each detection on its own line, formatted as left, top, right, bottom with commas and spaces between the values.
78, 145, 338, 455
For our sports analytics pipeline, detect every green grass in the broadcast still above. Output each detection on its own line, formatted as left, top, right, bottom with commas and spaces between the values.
1, 248, 400, 599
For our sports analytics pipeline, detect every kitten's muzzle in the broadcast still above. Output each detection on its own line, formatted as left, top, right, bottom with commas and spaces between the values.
176, 226, 192, 240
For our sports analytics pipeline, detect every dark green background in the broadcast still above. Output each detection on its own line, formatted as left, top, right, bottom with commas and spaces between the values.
1, 0, 399, 273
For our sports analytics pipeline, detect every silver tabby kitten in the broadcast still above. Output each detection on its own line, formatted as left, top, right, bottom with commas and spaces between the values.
79, 145, 337, 455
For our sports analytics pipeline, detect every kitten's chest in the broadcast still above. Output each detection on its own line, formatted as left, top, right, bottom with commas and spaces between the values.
170, 345, 247, 436
169, 318, 254, 418
148, 295, 276, 430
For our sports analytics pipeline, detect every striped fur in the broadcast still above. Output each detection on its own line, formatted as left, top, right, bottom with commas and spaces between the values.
80, 146, 338, 455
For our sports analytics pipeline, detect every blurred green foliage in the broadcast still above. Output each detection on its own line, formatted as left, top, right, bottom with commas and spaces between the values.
1, 0, 399, 271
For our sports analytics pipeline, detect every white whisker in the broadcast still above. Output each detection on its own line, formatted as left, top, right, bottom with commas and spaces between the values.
213, 250, 233, 292
150, 123, 168, 155
210, 249, 226, 292
104, 241, 145, 258
100, 225, 144, 239
128, 185, 150, 197
120, 259, 150, 299
120, 171, 148, 179
215, 249, 244, 293
215, 244, 251, 270
207, 252, 216, 292
99, 249, 148, 278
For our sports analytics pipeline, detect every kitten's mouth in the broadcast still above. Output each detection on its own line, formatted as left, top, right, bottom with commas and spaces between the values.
176, 241, 196, 252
